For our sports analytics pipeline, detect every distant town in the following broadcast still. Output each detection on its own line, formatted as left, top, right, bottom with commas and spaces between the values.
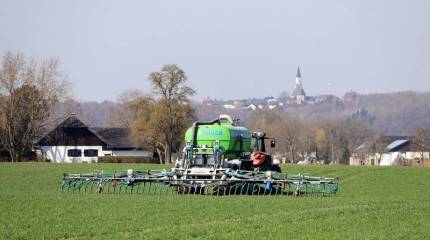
201, 67, 342, 111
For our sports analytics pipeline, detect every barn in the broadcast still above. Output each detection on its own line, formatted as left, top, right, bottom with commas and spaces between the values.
36, 116, 151, 163
350, 136, 430, 166
380, 139, 430, 166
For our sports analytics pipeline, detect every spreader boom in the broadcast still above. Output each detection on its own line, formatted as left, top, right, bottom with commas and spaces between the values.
61, 170, 339, 196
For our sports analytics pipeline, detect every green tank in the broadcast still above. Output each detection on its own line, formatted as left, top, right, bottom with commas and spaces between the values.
184, 118, 252, 159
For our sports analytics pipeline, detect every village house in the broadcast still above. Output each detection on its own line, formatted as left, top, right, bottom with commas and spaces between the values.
35, 115, 151, 163
350, 136, 430, 166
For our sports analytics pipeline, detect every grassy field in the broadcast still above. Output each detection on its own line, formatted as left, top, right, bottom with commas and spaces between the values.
0, 163, 429, 240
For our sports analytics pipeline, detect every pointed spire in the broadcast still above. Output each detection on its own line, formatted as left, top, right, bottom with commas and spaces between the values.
296, 66, 302, 78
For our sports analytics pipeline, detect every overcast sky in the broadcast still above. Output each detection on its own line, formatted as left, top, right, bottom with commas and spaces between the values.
1, 0, 429, 101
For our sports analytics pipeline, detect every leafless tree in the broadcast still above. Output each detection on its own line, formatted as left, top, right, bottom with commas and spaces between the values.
367, 133, 387, 165
108, 89, 152, 128
248, 110, 304, 163
132, 100, 194, 164
314, 127, 328, 162
414, 127, 430, 166
0, 51, 69, 162
132, 64, 196, 164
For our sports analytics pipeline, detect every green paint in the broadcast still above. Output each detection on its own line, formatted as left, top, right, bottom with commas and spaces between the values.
184, 121, 252, 159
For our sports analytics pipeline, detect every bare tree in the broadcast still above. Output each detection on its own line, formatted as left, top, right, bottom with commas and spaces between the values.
247, 110, 283, 153
315, 127, 328, 162
133, 64, 196, 164
297, 125, 316, 163
132, 102, 164, 164
367, 133, 387, 165
314, 120, 340, 164
0, 51, 69, 162
132, 100, 194, 164
280, 117, 302, 163
248, 110, 303, 163
414, 127, 430, 166
108, 89, 152, 128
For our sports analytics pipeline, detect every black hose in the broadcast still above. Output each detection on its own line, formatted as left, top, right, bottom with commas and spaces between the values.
190, 118, 221, 148
239, 135, 243, 158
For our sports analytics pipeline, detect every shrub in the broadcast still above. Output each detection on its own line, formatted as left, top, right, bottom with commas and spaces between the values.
97, 156, 156, 164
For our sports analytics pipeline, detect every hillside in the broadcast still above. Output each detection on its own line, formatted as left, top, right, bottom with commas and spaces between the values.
287, 91, 430, 135
53, 91, 430, 135
197, 91, 430, 135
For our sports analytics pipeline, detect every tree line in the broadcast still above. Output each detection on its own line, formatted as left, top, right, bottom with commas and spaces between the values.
1, 51, 429, 164
246, 110, 430, 164
246, 110, 377, 164
0, 51, 195, 163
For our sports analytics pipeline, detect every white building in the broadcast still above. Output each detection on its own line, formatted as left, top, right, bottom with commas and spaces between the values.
379, 139, 429, 166
36, 116, 151, 163
350, 136, 430, 166
223, 104, 235, 109
243, 104, 258, 111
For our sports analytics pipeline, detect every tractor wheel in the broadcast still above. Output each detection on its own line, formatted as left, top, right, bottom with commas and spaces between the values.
271, 164, 282, 173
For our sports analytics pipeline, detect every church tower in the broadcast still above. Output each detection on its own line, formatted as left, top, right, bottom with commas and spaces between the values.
296, 66, 302, 86
291, 66, 306, 104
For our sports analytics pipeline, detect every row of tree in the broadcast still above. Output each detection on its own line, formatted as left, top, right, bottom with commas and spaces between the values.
247, 110, 376, 164
247, 110, 430, 164
0, 51, 195, 163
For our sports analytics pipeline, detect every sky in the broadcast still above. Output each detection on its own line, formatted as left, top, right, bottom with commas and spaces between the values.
1, 0, 429, 102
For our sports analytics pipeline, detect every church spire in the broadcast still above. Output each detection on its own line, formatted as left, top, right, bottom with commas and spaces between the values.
295, 66, 302, 86
291, 65, 306, 104
296, 66, 302, 78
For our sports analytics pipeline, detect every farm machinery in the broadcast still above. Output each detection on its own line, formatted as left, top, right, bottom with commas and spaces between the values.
62, 115, 339, 196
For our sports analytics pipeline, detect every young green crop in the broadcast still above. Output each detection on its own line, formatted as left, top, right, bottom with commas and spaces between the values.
0, 163, 429, 239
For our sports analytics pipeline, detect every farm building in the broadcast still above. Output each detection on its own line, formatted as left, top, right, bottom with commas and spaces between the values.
350, 136, 430, 166
36, 115, 151, 163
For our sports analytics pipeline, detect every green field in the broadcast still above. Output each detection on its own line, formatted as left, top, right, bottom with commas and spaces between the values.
1, 163, 429, 240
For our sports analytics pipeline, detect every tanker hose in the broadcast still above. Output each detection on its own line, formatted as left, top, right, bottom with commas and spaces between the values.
190, 118, 221, 148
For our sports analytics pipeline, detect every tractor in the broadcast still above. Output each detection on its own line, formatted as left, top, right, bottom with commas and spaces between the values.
61, 115, 339, 196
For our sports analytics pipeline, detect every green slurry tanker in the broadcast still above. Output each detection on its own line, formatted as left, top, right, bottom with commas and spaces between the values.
62, 114, 339, 196
184, 114, 252, 160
